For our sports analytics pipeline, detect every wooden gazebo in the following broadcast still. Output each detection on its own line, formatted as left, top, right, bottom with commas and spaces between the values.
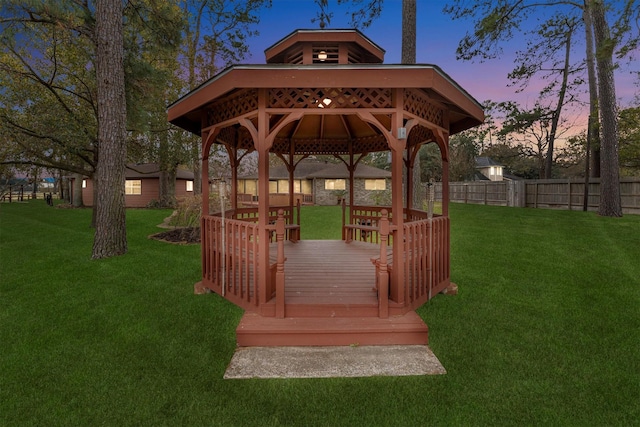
168, 29, 484, 346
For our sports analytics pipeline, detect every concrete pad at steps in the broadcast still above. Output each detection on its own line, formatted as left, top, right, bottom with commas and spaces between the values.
224, 345, 446, 379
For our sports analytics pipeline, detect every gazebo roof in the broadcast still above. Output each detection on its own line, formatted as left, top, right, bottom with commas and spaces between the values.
167, 29, 484, 156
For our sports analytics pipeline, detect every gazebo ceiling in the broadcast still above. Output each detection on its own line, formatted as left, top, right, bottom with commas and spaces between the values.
167, 30, 484, 156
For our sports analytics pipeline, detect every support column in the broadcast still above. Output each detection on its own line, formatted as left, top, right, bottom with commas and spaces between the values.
201, 130, 210, 216
442, 145, 450, 217
390, 90, 406, 304
256, 90, 271, 306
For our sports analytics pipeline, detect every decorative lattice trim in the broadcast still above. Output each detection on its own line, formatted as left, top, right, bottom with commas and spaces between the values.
404, 89, 444, 128
207, 89, 259, 126
268, 88, 393, 109
407, 125, 436, 148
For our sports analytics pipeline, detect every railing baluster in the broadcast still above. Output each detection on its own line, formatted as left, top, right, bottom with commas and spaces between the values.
275, 210, 286, 318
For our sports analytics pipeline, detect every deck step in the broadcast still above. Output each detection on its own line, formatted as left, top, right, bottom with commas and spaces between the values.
236, 311, 429, 347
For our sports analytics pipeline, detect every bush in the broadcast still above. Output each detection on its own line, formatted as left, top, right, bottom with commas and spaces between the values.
168, 193, 223, 228
169, 195, 202, 228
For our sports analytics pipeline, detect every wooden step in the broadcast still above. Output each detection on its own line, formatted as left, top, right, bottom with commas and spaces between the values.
236, 311, 429, 347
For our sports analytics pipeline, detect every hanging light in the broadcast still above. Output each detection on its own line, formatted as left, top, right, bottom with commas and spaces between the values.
317, 50, 327, 61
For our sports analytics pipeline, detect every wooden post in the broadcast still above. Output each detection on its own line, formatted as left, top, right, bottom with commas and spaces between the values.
568, 179, 572, 210
275, 210, 286, 318
378, 209, 389, 319
341, 198, 347, 240
484, 182, 488, 205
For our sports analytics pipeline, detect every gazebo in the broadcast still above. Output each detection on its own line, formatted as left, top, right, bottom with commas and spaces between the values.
168, 29, 484, 346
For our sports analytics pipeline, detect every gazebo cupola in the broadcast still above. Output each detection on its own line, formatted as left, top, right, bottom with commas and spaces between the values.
264, 29, 385, 64
167, 29, 484, 347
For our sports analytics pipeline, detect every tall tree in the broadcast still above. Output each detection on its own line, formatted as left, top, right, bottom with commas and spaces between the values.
497, 101, 569, 178
515, 16, 581, 179
401, 0, 416, 64
590, 0, 622, 217
1, 1, 183, 256
92, 0, 127, 258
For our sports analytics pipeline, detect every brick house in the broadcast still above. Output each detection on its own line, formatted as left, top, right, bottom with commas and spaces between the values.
237, 159, 391, 206
76, 163, 194, 207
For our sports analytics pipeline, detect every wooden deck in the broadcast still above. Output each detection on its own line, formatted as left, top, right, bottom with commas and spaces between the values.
280, 240, 380, 307
238, 240, 429, 347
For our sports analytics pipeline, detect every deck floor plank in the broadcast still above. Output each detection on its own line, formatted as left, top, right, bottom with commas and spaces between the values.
278, 240, 380, 305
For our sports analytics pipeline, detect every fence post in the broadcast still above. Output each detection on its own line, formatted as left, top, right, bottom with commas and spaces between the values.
568, 179, 572, 210
484, 183, 488, 205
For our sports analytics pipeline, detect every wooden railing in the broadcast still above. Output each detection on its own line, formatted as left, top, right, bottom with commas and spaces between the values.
202, 214, 261, 311
403, 216, 450, 308
223, 202, 300, 242
202, 209, 291, 313
349, 205, 451, 315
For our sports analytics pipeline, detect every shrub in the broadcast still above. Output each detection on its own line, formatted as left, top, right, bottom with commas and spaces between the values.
169, 195, 202, 228
168, 193, 223, 228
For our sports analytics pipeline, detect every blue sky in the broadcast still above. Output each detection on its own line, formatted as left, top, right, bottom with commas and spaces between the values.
245, 0, 638, 130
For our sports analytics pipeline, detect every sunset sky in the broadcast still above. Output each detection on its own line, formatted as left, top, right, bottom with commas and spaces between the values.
245, 0, 638, 133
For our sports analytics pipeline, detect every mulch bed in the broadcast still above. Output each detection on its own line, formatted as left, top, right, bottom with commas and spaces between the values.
149, 227, 200, 244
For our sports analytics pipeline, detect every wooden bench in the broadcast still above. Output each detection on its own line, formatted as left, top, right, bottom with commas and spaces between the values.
269, 223, 300, 243
344, 223, 377, 243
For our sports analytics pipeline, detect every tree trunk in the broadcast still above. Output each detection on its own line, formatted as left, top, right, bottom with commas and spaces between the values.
401, 0, 416, 64
402, 0, 419, 207
158, 167, 178, 207
31, 167, 39, 197
583, 2, 601, 178
545, 27, 573, 179
591, 0, 622, 217
92, 0, 128, 258
72, 173, 84, 207
57, 170, 64, 200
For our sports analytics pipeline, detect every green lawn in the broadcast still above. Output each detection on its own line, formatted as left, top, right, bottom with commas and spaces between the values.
1, 201, 638, 426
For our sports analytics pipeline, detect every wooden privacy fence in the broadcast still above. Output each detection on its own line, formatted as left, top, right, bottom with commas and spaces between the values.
435, 178, 640, 214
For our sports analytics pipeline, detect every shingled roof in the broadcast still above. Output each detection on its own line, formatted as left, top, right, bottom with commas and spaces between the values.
125, 163, 194, 180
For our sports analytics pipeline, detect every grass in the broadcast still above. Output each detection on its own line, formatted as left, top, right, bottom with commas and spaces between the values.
1, 200, 639, 426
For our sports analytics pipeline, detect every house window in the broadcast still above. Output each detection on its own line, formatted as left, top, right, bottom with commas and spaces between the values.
125, 180, 141, 195
301, 180, 312, 194
82, 179, 87, 188
186, 180, 193, 192
497, 167, 502, 176
244, 180, 257, 196
365, 179, 386, 190
324, 179, 345, 190
277, 179, 289, 193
